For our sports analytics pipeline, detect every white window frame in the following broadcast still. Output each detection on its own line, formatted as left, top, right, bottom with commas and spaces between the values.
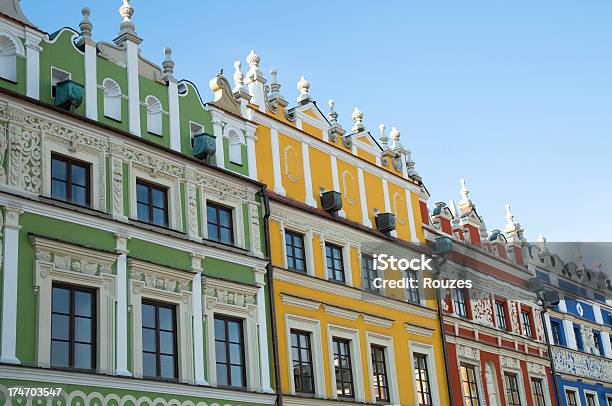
51, 67, 71, 99
408, 341, 441, 406
277, 219, 315, 277
326, 324, 365, 402
366, 332, 399, 404
30, 236, 117, 375
285, 314, 326, 397
129, 163, 182, 231
502, 361, 528, 406
404, 267, 425, 306
128, 259, 193, 382
563, 386, 583, 406
202, 277, 261, 391
528, 368, 553, 406
102, 78, 122, 122
42, 138, 106, 211
189, 121, 204, 145
321, 236, 353, 286
456, 348, 486, 406
584, 390, 600, 406
145, 95, 163, 136
201, 194, 245, 249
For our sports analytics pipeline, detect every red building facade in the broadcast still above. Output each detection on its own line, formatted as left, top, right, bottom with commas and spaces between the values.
424, 180, 557, 406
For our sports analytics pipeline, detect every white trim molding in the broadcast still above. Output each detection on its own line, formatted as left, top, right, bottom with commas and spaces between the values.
326, 324, 366, 402
408, 341, 442, 406
365, 332, 400, 405
285, 314, 326, 397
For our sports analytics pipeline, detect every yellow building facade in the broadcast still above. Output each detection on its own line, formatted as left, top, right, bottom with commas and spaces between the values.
238, 51, 450, 406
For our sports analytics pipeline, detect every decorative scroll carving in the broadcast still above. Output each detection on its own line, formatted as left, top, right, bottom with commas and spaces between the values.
8, 125, 41, 193
283, 145, 301, 183
130, 270, 189, 294
205, 286, 255, 308
111, 158, 124, 217
36, 248, 113, 278
471, 289, 494, 327
457, 345, 480, 362
527, 362, 546, 375
186, 182, 199, 238
501, 355, 520, 370
0, 123, 7, 184
342, 170, 357, 205
250, 203, 262, 255
509, 301, 520, 334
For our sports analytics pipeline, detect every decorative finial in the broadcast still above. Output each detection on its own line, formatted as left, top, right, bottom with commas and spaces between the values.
162, 47, 175, 82
378, 124, 388, 148
505, 204, 514, 225
233, 61, 244, 93
406, 149, 420, 180
80, 7, 93, 39
246, 50, 261, 79
269, 69, 281, 96
460, 179, 470, 204
576, 248, 584, 269
593, 259, 602, 271
118, 0, 136, 35
297, 76, 311, 104
537, 234, 549, 253
351, 107, 364, 133
328, 99, 338, 123
390, 127, 401, 149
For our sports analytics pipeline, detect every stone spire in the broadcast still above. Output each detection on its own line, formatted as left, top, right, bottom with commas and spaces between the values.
115, 0, 141, 45
297, 76, 311, 104
328, 99, 338, 124
351, 107, 364, 133
458, 178, 474, 214
162, 47, 175, 83
233, 61, 244, 93
503, 204, 515, 232
390, 127, 402, 150
80, 7, 93, 40
378, 124, 388, 149
246, 50, 263, 80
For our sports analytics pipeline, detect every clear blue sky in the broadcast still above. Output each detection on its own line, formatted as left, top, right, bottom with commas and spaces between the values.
22, 0, 612, 243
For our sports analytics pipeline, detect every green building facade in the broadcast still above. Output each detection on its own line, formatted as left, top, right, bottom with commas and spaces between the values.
0, 1, 275, 405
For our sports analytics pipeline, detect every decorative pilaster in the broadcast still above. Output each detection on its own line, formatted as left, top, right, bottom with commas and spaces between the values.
304, 230, 315, 277
245, 125, 258, 181
211, 120, 225, 168
110, 155, 127, 221
0, 206, 22, 364
255, 268, 273, 393
269, 128, 285, 195
163, 48, 181, 152
24, 30, 42, 100
78, 7, 98, 120
115, 233, 131, 376
191, 254, 208, 385
302, 142, 316, 207
357, 167, 372, 227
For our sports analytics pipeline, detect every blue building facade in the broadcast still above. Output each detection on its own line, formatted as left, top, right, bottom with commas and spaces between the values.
529, 240, 612, 406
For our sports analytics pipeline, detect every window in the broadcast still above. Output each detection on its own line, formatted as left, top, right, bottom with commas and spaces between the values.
103, 78, 122, 121
551, 320, 563, 345
607, 395, 612, 406
51, 154, 91, 207
504, 373, 522, 406
207, 202, 233, 245
291, 330, 314, 394
593, 331, 603, 355
228, 130, 243, 165
413, 353, 432, 406
573, 324, 584, 351
565, 390, 578, 406
190, 122, 204, 146
405, 270, 420, 303
214, 316, 246, 388
285, 231, 306, 273
142, 301, 177, 379
362, 254, 379, 292
333, 338, 354, 399
145, 95, 163, 135
326, 243, 345, 283
521, 310, 533, 338
453, 289, 467, 318
460, 364, 480, 406
531, 378, 546, 406
495, 301, 508, 330
0, 35, 17, 82
51, 67, 71, 98
51, 284, 96, 370
136, 179, 168, 227
371, 345, 390, 403
586, 393, 597, 406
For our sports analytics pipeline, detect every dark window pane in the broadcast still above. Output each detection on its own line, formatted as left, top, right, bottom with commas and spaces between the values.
52, 287, 70, 314
230, 343, 242, 364
51, 314, 69, 340
159, 307, 173, 330
216, 364, 228, 386
72, 185, 87, 206
142, 304, 156, 328
231, 365, 244, 387
71, 165, 86, 186
152, 207, 167, 226
137, 202, 150, 222
160, 355, 175, 378
219, 209, 230, 227
75, 317, 92, 342
215, 318, 226, 340
160, 331, 175, 354
220, 228, 232, 244
142, 328, 156, 352
137, 183, 149, 203
215, 340, 226, 361
75, 291, 92, 317
51, 180, 67, 200
152, 188, 166, 208
208, 223, 218, 240
143, 352, 157, 377
52, 158, 67, 181
51, 341, 69, 367
74, 343, 92, 369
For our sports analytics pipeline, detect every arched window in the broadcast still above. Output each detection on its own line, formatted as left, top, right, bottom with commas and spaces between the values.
145, 96, 163, 136
0, 34, 18, 83
103, 79, 122, 121
227, 129, 244, 165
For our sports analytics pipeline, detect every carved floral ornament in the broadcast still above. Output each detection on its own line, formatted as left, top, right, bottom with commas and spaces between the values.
456, 345, 480, 362
0, 104, 256, 205
128, 260, 191, 299
202, 278, 258, 316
